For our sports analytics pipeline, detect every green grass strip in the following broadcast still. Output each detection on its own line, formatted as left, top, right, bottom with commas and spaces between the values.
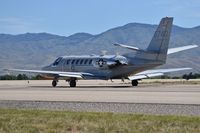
0, 108, 200, 133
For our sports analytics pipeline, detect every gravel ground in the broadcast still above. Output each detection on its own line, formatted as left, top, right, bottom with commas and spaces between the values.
0, 100, 200, 116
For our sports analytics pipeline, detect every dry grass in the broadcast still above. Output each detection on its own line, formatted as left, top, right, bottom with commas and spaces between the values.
140, 79, 200, 85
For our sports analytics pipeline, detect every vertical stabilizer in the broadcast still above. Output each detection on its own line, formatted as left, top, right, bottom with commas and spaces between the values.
147, 17, 173, 62
122, 17, 173, 64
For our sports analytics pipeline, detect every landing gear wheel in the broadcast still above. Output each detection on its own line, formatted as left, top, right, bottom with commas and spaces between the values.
131, 80, 138, 86
69, 80, 76, 87
52, 80, 57, 87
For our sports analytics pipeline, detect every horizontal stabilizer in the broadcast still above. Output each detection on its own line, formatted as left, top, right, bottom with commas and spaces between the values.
167, 44, 198, 55
113, 43, 141, 51
128, 68, 191, 80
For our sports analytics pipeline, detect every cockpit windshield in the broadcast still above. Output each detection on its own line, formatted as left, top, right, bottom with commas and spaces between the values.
52, 57, 62, 66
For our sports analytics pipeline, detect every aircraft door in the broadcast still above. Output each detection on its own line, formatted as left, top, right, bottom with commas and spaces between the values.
61, 59, 65, 71
70, 59, 75, 71
62, 59, 72, 72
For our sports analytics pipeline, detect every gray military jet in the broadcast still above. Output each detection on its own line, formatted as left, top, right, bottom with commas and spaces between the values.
6, 17, 198, 87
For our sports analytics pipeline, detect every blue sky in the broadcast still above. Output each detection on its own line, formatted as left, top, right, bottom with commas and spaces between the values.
0, 0, 200, 36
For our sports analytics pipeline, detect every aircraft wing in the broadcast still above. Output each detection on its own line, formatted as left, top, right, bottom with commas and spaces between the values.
128, 68, 191, 80
4, 69, 94, 79
167, 44, 198, 55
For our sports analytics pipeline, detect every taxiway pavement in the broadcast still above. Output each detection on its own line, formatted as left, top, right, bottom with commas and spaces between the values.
0, 80, 200, 105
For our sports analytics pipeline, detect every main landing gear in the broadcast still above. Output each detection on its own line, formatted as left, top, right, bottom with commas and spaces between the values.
69, 79, 76, 87
131, 80, 138, 86
52, 80, 57, 87
52, 78, 77, 87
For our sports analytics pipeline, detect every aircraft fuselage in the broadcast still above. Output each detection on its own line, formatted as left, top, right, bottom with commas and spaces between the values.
42, 54, 160, 80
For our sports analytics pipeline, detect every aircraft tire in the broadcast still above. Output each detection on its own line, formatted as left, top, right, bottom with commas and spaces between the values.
70, 80, 76, 87
52, 80, 57, 87
131, 80, 138, 86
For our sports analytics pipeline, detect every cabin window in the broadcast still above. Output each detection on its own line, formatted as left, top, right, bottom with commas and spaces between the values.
71, 60, 75, 64
67, 59, 71, 65
65, 59, 70, 65
76, 59, 80, 65
84, 59, 88, 65
80, 59, 84, 65
53, 57, 62, 66
89, 59, 92, 65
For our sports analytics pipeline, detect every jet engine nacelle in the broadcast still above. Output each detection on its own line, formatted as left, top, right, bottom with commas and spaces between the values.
93, 55, 128, 69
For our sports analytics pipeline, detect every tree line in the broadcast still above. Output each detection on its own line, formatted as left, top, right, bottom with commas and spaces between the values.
0, 73, 200, 80
0, 74, 42, 80
151, 73, 200, 80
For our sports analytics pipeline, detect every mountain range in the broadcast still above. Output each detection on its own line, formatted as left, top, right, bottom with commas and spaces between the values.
0, 22, 200, 75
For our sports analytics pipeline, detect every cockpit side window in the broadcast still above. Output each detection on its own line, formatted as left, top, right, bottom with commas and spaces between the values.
53, 57, 62, 66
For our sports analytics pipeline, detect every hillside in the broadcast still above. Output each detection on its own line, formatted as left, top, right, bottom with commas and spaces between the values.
0, 23, 200, 74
